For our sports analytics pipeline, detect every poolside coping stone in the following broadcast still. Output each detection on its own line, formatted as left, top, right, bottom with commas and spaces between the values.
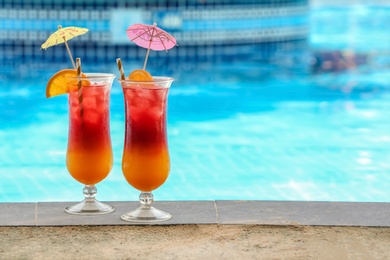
0, 203, 36, 226
35, 201, 217, 226
0, 201, 389, 227
215, 201, 390, 226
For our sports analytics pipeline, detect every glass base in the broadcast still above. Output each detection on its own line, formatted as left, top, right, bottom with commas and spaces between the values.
65, 198, 115, 215
121, 191, 172, 223
65, 185, 114, 215
121, 206, 172, 223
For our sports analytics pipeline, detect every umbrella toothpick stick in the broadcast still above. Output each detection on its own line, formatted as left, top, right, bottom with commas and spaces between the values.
58, 25, 76, 69
142, 23, 157, 71
143, 40, 153, 71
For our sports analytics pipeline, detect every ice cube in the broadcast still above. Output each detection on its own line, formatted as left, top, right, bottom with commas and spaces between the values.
84, 109, 100, 125
82, 95, 97, 109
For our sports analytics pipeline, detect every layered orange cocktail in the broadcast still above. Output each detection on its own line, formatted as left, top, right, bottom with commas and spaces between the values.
119, 70, 173, 222
46, 70, 115, 214
66, 81, 113, 185
121, 73, 171, 192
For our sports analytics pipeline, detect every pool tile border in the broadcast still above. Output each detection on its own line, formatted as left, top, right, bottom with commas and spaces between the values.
0, 201, 389, 227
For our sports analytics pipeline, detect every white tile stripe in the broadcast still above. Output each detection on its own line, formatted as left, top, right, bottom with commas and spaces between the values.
182, 5, 308, 20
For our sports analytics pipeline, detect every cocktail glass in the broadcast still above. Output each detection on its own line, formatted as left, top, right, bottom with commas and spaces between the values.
119, 76, 173, 222
65, 73, 116, 215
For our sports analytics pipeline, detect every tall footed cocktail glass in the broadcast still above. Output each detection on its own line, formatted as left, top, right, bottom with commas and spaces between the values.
65, 73, 116, 215
120, 76, 173, 222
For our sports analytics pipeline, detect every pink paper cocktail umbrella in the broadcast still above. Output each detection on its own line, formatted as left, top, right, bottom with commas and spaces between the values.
126, 23, 177, 70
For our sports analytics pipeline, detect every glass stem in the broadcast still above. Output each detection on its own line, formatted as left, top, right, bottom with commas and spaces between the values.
83, 185, 97, 202
139, 192, 154, 208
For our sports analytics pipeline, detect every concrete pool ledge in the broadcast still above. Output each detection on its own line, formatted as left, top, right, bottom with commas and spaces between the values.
0, 200, 389, 227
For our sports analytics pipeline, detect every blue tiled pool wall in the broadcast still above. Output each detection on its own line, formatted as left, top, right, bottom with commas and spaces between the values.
0, 0, 309, 75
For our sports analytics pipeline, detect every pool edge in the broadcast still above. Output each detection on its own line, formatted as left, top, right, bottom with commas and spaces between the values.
0, 200, 389, 227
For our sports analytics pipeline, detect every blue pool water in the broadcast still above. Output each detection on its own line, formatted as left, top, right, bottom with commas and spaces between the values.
0, 5, 389, 203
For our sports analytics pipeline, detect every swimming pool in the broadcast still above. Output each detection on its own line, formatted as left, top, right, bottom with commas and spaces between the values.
0, 5, 389, 203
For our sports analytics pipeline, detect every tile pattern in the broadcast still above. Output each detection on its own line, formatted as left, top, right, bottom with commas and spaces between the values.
0, 1, 308, 68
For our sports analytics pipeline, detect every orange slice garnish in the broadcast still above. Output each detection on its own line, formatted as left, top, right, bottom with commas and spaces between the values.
129, 69, 153, 81
46, 69, 90, 98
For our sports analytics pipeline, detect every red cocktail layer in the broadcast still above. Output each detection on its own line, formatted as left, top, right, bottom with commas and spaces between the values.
122, 86, 170, 192
66, 84, 113, 185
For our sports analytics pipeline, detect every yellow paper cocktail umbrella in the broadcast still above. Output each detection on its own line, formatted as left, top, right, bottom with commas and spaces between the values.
41, 25, 88, 69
